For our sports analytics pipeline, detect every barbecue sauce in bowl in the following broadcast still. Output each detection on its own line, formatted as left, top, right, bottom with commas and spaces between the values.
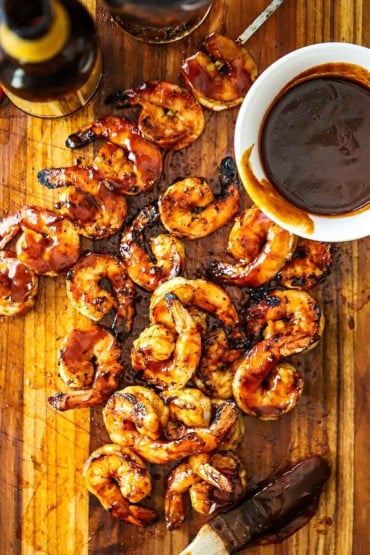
259, 71, 370, 215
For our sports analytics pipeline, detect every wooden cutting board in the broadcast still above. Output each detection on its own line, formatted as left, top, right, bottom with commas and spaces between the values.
0, 1, 369, 553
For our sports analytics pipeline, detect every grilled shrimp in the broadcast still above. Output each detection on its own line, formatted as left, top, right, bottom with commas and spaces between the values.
181, 32, 257, 111
277, 238, 334, 290
120, 203, 186, 292
106, 80, 205, 150
208, 205, 297, 287
103, 391, 239, 464
232, 340, 305, 420
149, 277, 240, 332
83, 444, 157, 527
210, 399, 245, 451
0, 206, 80, 276
193, 327, 246, 400
66, 252, 136, 336
160, 388, 212, 429
92, 141, 159, 195
37, 166, 127, 239
0, 251, 38, 316
164, 451, 246, 529
244, 288, 325, 355
131, 293, 202, 390
101, 386, 170, 440
48, 324, 124, 411
189, 451, 247, 516
158, 157, 240, 239
65, 116, 162, 194
232, 289, 324, 419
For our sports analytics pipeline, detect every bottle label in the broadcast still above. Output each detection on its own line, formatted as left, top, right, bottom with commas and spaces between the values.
2, 51, 102, 118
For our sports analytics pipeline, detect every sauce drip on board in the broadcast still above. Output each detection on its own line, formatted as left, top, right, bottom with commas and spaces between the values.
260, 76, 370, 215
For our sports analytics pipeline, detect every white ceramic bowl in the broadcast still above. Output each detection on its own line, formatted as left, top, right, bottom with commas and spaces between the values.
234, 42, 370, 242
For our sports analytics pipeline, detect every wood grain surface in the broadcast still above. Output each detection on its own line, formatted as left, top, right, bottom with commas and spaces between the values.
0, 1, 369, 554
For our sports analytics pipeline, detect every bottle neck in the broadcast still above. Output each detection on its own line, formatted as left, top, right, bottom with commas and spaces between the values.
0, 0, 70, 63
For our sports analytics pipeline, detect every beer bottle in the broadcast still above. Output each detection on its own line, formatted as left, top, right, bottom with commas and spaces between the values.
0, 0, 102, 117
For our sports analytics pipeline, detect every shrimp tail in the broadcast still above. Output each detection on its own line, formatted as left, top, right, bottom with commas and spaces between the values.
105, 89, 132, 108
66, 128, 97, 149
195, 462, 233, 492
210, 399, 239, 439
48, 388, 109, 411
37, 168, 63, 189
165, 492, 186, 530
219, 156, 239, 187
112, 504, 157, 527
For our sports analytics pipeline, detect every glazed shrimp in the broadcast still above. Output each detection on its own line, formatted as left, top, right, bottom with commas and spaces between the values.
232, 340, 305, 420
181, 32, 257, 111
66, 252, 136, 336
103, 391, 240, 464
193, 327, 246, 400
65, 116, 163, 194
0, 251, 38, 316
149, 277, 240, 332
120, 203, 186, 292
106, 80, 205, 150
101, 386, 170, 440
188, 451, 247, 516
210, 399, 245, 451
131, 293, 202, 390
244, 288, 325, 356
158, 157, 240, 239
0, 206, 80, 276
92, 141, 159, 195
37, 166, 128, 239
48, 324, 124, 411
277, 238, 334, 290
164, 451, 246, 529
83, 444, 157, 527
232, 289, 324, 419
160, 388, 212, 429
208, 205, 297, 287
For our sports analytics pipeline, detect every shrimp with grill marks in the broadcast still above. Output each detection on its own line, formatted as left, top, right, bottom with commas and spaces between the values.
65, 116, 162, 194
232, 289, 324, 419
0, 206, 80, 276
106, 80, 205, 150
131, 293, 202, 390
37, 166, 127, 239
193, 327, 247, 400
181, 32, 257, 111
120, 203, 186, 292
277, 238, 334, 290
101, 386, 170, 440
210, 399, 245, 451
232, 341, 305, 420
149, 276, 240, 332
48, 324, 124, 411
160, 388, 212, 431
158, 157, 240, 239
0, 251, 38, 316
165, 451, 247, 529
83, 444, 157, 527
66, 252, 136, 336
244, 288, 325, 355
103, 389, 240, 464
208, 205, 297, 287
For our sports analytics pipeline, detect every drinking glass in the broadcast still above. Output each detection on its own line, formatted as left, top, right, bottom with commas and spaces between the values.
102, 0, 214, 43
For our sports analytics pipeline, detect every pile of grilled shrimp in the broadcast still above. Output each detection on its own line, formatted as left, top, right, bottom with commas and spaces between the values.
0, 36, 334, 531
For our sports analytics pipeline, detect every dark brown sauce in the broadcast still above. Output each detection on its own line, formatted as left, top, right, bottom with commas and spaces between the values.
260, 76, 370, 215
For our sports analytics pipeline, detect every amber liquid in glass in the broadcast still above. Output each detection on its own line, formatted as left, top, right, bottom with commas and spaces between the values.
103, 0, 214, 43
